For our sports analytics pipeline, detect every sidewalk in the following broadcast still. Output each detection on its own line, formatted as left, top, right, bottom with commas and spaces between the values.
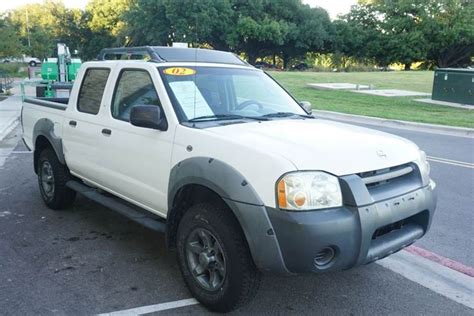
0, 80, 36, 142
0, 95, 22, 142
314, 110, 474, 138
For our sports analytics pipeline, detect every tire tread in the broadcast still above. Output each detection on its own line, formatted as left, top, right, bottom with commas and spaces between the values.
177, 202, 261, 312
38, 148, 76, 209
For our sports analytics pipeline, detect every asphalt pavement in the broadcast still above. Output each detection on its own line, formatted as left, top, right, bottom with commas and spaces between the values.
0, 109, 473, 314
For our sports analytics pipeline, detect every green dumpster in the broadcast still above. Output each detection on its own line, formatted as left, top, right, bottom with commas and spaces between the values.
432, 68, 474, 105
41, 58, 59, 81
67, 58, 82, 81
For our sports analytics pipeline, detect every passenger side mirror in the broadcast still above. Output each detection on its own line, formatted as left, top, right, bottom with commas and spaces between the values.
130, 105, 168, 131
300, 101, 312, 115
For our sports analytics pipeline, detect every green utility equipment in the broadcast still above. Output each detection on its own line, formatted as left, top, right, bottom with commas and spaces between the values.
432, 68, 474, 105
36, 43, 82, 98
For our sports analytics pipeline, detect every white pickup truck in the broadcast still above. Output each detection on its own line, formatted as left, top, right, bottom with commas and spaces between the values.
21, 46, 437, 312
2, 55, 42, 67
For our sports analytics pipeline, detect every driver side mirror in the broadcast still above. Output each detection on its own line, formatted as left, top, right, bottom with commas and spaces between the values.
300, 101, 312, 115
130, 105, 168, 131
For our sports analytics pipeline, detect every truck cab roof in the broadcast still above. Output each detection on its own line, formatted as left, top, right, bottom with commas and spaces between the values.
97, 46, 250, 67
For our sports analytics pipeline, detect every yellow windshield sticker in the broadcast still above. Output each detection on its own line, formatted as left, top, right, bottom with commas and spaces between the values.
163, 67, 196, 76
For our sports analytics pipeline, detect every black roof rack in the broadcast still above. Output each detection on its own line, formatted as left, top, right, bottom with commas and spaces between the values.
97, 46, 162, 61
97, 46, 248, 66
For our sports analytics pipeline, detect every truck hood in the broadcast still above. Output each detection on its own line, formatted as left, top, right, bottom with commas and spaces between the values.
207, 118, 420, 176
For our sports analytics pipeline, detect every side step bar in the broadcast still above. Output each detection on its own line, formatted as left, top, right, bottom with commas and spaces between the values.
66, 180, 166, 233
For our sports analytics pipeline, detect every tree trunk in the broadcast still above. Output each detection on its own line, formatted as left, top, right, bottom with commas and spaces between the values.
247, 53, 257, 66
282, 55, 289, 70
404, 63, 411, 71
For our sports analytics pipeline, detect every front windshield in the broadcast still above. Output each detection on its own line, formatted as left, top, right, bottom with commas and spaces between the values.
159, 66, 307, 122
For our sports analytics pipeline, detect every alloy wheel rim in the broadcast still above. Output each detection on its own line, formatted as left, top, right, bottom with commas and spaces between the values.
185, 228, 226, 291
40, 161, 55, 199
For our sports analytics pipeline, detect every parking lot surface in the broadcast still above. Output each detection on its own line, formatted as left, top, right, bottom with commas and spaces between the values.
0, 121, 473, 315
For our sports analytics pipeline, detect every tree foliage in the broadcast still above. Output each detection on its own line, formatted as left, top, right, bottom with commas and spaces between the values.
0, 17, 23, 58
343, 0, 474, 68
0, 0, 471, 69
123, 0, 331, 67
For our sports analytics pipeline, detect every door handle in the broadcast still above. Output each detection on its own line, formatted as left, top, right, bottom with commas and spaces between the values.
69, 120, 77, 127
101, 128, 112, 136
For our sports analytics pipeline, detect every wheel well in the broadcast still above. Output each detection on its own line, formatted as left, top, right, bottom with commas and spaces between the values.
166, 184, 241, 249
34, 135, 54, 174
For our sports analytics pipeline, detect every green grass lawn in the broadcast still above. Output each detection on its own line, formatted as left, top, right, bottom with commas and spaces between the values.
268, 71, 474, 128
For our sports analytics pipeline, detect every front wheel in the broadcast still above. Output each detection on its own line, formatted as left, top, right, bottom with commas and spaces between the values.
177, 203, 261, 312
37, 149, 76, 209
29, 61, 37, 67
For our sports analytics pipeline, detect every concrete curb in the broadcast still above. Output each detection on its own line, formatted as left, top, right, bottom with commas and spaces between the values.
0, 117, 20, 143
314, 110, 474, 138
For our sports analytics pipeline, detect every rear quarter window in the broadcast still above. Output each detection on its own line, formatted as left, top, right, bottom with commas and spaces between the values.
77, 68, 110, 115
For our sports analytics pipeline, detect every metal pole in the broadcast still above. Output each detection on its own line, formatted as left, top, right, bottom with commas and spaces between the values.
26, 8, 31, 47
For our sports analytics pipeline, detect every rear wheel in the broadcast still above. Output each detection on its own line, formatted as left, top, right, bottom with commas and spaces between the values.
29, 60, 37, 67
37, 149, 76, 209
177, 203, 261, 312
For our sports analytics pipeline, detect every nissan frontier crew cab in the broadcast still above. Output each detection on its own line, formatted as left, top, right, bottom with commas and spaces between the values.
21, 46, 437, 312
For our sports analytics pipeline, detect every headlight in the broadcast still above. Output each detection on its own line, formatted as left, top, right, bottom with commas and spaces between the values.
277, 171, 342, 211
418, 150, 431, 185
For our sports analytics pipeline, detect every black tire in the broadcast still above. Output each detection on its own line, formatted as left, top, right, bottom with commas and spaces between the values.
29, 61, 37, 67
177, 203, 261, 312
37, 149, 76, 210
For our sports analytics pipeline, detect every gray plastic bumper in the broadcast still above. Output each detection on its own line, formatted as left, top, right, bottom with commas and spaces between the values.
229, 181, 436, 275
266, 184, 437, 274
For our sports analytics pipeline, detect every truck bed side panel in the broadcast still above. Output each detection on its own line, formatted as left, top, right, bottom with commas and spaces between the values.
22, 101, 66, 150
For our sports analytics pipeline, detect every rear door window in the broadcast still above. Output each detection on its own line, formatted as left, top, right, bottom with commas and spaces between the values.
77, 68, 110, 115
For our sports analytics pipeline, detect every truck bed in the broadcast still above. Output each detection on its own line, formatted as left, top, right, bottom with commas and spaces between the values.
22, 96, 69, 150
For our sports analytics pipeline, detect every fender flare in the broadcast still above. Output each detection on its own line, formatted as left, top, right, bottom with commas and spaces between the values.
33, 118, 66, 166
168, 157, 263, 209
168, 157, 290, 274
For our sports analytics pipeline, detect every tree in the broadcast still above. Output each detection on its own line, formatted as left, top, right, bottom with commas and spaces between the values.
79, 0, 133, 58
162, 0, 235, 49
423, 0, 474, 67
124, 0, 235, 49
229, 15, 290, 65
377, 0, 430, 70
51, 8, 87, 57
0, 17, 24, 58
341, 0, 474, 68
123, 0, 171, 46
124, 0, 332, 67
224, 0, 290, 65
7, 0, 67, 58
338, 4, 391, 66
331, 19, 366, 69
278, 4, 332, 68
87, 0, 131, 37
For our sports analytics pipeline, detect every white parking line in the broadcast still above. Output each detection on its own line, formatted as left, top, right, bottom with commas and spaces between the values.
97, 298, 199, 316
427, 156, 474, 169
377, 250, 474, 309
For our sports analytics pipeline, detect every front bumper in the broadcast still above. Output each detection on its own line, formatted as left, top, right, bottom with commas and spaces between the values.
267, 184, 436, 273
227, 176, 437, 275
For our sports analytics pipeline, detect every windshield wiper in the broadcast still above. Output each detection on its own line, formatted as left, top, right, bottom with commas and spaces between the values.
259, 112, 314, 119
187, 114, 268, 122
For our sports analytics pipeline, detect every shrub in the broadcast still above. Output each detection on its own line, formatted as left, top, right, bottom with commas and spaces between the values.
0, 62, 28, 77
